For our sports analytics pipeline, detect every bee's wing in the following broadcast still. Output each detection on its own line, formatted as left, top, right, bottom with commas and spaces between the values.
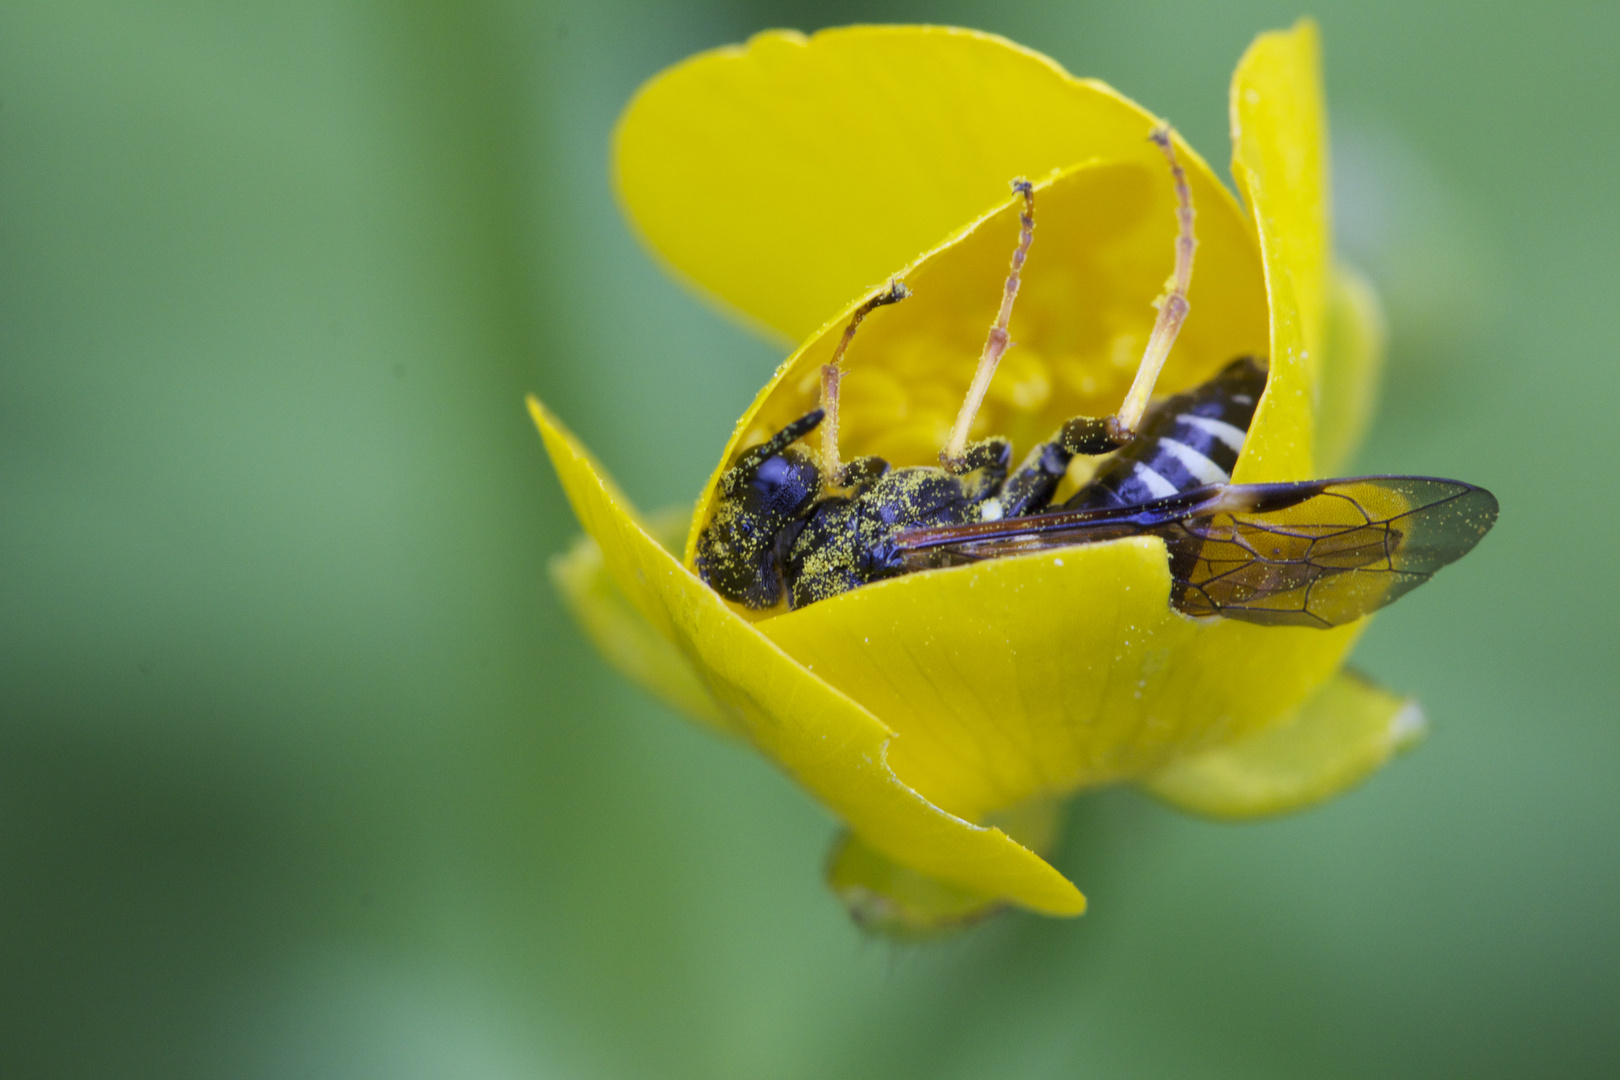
895, 477, 1498, 628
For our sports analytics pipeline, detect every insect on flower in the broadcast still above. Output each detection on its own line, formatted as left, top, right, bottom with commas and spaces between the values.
695, 132, 1497, 627
534, 22, 1499, 933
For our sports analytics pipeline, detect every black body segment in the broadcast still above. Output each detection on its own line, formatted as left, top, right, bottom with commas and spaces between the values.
785, 436, 1014, 608
785, 466, 992, 608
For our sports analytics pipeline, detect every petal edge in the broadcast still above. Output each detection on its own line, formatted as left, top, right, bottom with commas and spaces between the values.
1230, 18, 1329, 484
550, 511, 733, 733
617, 24, 1260, 344
1140, 669, 1424, 820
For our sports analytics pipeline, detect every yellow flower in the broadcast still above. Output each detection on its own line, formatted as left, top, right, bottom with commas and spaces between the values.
533, 21, 1424, 933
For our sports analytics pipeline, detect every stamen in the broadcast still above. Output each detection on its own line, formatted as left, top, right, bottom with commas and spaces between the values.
820, 279, 908, 483
942, 178, 1036, 467
1108, 127, 1197, 444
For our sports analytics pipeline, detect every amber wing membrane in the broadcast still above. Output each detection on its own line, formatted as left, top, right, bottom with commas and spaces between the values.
1162, 478, 1497, 626
897, 477, 1498, 628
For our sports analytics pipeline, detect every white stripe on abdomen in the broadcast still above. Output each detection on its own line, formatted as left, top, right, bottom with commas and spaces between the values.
1159, 438, 1231, 485
1131, 462, 1180, 499
1177, 413, 1248, 453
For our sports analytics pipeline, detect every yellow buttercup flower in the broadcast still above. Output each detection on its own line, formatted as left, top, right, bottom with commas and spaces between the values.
534, 21, 1426, 932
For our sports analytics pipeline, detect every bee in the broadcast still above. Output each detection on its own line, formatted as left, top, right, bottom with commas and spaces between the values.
694, 130, 1497, 625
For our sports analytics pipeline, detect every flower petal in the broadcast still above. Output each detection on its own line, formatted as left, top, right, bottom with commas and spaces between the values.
826, 831, 1000, 937
1139, 669, 1425, 819
617, 25, 1261, 344
550, 509, 733, 733
686, 158, 1269, 574
530, 396, 1085, 916
1229, 18, 1328, 483
825, 793, 1065, 936
1314, 262, 1387, 474
761, 542, 1362, 821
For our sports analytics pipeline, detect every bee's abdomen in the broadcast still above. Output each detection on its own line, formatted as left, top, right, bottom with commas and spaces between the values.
1067, 356, 1267, 510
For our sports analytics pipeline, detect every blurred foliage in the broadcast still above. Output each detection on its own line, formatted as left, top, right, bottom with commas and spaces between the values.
0, 2, 1614, 1077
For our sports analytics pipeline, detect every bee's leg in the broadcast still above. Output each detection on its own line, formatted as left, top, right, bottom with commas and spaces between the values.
837, 454, 891, 489
941, 179, 1036, 468
995, 413, 1142, 516
820, 280, 909, 483
946, 436, 1012, 504
1059, 416, 1125, 456
1105, 128, 1197, 445
996, 441, 1071, 518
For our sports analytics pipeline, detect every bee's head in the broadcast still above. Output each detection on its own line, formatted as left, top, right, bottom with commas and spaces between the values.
721, 409, 823, 510
696, 410, 825, 608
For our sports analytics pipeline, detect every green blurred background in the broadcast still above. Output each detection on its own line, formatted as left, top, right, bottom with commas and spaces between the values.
2, 2, 1614, 1077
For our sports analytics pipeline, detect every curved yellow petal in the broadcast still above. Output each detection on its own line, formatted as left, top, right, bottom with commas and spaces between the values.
550, 509, 732, 733
686, 158, 1269, 576
761, 541, 1362, 821
1314, 262, 1387, 474
826, 831, 1000, 937
1229, 18, 1328, 484
825, 793, 1066, 936
1140, 670, 1425, 820
529, 396, 1084, 916
617, 25, 1261, 344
